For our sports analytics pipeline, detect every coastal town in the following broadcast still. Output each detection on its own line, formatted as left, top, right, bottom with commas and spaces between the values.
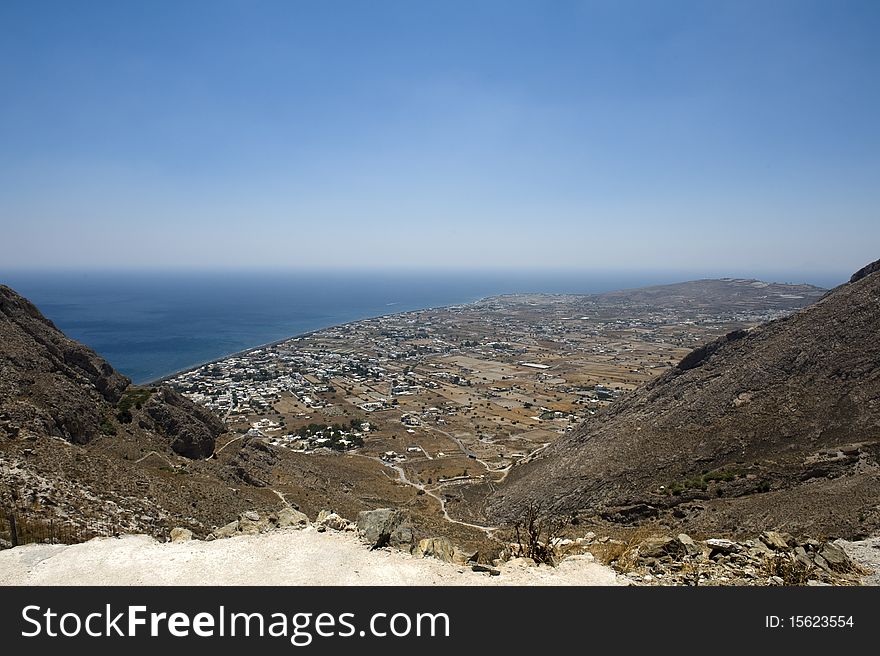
166, 278, 825, 505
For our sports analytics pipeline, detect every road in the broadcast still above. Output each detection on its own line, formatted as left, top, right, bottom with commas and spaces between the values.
348, 453, 499, 536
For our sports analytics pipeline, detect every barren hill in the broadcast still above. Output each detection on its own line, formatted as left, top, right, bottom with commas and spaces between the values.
0, 284, 263, 539
593, 277, 825, 313
0, 284, 223, 454
489, 260, 880, 540
0, 285, 484, 550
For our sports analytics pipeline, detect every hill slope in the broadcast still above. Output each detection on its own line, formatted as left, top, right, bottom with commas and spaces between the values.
0, 285, 483, 550
0, 284, 261, 539
489, 261, 880, 539
0, 284, 224, 456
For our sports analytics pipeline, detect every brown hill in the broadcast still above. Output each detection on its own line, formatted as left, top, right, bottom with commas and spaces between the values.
489, 260, 880, 540
0, 285, 221, 456
0, 284, 259, 541
0, 285, 465, 549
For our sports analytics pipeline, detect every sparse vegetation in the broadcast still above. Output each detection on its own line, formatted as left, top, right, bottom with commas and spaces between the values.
99, 415, 117, 436
763, 553, 811, 585
663, 469, 738, 495
116, 386, 154, 423
511, 501, 570, 566
586, 525, 661, 570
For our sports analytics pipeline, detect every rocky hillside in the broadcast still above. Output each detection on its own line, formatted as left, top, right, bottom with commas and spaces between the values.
0, 284, 257, 541
489, 260, 880, 540
1, 285, 129, 444
0, 285, 483, 551
0, 285, 221, 455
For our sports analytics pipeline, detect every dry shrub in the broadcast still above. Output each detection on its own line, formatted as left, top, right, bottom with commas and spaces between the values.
511, 501, 570, 566
586, 525, 663, 572
763, 554, 812, 585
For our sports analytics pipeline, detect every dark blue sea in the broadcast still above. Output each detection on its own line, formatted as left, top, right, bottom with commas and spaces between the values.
0, 269, 846, 384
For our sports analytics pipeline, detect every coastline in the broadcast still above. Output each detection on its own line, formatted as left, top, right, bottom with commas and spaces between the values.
142, 276, 829, 387
145, 297, 488, 386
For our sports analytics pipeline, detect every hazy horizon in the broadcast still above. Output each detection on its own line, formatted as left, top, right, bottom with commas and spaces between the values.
0, 265, 853, 293
1, 266, 846, 383
2, 1, 878, 272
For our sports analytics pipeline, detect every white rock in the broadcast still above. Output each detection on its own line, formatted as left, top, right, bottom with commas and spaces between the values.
169, 528, 193, 543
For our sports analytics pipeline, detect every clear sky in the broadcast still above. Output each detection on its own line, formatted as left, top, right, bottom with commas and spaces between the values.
1, 0, 878, 275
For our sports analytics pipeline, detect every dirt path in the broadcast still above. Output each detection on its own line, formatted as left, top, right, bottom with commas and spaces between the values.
269, 488, 292, 507
132, 450, 175, 466
423, 425, 494, 470
214, 434, 246, 454
349, 453, 498, 535
0, 530, 623, 586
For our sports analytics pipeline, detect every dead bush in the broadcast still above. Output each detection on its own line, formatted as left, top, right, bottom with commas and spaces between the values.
511, 501, 570, 566
586, 525, 663, 572
763, 554, 812, 586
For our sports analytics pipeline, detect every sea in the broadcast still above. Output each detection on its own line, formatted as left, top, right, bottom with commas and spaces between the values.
0, 269, 846, 385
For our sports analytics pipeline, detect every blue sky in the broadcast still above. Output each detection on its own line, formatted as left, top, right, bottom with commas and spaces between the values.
1, 0, 878, 275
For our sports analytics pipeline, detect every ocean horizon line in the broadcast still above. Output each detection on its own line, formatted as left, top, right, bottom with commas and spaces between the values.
1, 269, 845, 384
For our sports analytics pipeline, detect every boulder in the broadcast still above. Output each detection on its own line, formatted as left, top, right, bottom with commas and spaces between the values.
207, 509, 309, 539
637, 535, 702, 559
416, 537, 456, 563
793, 546, 813, 568
169, 527, 193, 543
638, 536, 680, 559
356, 508, 414, 549
818, 543, 850, 571
389, 521, 414, 549
749, 539, 774, 556
812, 554, 831, 572
676, 533, 702, 557
316, 510, 350, 532
238, 511, 268, 535
276, 507, 310, 529
472, 563, 501, 576
210, 520, 240, 540
760, 531, 792, 551
504, 556, 537, 568
706, 538, 741, 555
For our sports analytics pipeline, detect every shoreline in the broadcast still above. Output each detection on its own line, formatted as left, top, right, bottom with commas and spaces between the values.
142, 276, 828, 387
144, 297, 490, 386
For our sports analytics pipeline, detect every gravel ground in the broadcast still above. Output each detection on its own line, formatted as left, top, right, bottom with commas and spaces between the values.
0, 528, 623, 586
837, 537, 880, 585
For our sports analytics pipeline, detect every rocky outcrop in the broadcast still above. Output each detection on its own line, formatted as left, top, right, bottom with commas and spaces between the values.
609, 532, 865, 586
675, 328, 748, 371
490, 260, 880, 539
1, 285, 128, 444
144, 388, 224, 459
206, 509, 310, 540
356, 508, 415, 549
0, 284, 224, 458
849, 257, 880, 283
